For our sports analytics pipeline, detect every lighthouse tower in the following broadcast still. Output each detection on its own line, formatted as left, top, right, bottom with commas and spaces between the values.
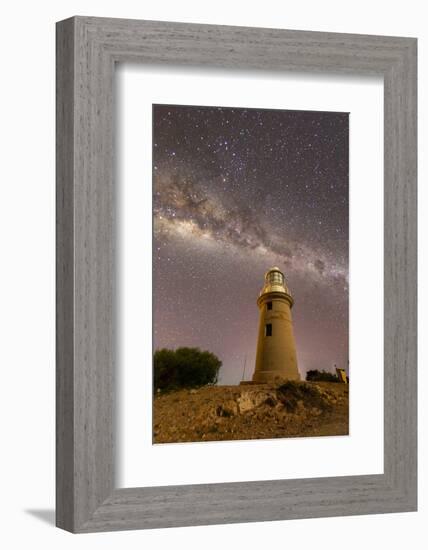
252, 267, 300, 383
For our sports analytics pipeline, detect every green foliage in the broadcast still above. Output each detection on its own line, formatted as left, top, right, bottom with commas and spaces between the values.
305, 369, 339, 383
153, 347, 222, 392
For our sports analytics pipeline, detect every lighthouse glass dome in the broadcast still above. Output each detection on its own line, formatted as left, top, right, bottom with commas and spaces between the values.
267, 269, 284, 286
259, 267, 291, 297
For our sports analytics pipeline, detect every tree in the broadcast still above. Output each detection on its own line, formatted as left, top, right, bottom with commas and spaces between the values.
305, 369, 339, 383
153, 347, 222, 392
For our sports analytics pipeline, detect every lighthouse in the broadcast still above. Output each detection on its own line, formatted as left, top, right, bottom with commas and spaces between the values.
252, 267, 300, 383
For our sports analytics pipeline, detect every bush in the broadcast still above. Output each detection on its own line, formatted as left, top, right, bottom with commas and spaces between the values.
277, 381, 331, 412
305, 369, 339, 383
153, 347, 221, 392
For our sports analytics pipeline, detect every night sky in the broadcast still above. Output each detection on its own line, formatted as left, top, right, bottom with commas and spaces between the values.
153, 104, 349, 384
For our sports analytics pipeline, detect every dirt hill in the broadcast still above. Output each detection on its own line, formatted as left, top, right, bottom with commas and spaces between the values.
153, 380, 349, 444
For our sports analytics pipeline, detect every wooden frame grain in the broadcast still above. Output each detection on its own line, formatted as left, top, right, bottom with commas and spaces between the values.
56, 16, 417, 533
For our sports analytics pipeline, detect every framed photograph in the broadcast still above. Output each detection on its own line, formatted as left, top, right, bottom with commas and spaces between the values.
56, 16, 417, 532
150, 103, 350, 445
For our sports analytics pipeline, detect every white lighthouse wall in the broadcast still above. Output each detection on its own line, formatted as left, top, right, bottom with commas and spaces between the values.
117, 66, 383, 488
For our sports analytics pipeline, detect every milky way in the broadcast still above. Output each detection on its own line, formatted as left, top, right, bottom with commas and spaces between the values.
153, 104, 349, 384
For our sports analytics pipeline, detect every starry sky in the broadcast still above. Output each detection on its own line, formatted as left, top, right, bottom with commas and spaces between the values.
153, 104, 349, 384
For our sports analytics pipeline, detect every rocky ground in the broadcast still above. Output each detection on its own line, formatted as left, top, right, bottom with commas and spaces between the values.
153, 380, 349, 443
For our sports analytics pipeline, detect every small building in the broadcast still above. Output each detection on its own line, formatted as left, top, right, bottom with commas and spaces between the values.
336, 367, 348, 384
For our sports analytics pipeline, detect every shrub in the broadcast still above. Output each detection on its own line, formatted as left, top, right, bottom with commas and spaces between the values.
305, 369, 339, 383
153, 347, 221, 392
276, 381, 331, 412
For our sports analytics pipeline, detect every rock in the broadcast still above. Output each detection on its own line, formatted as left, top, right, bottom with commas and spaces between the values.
215, 400, 238, 417
265, 396, 277, 407
238, 390, 277, 413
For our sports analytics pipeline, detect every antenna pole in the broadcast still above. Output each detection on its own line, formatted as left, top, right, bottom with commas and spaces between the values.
241, 355, 247, 382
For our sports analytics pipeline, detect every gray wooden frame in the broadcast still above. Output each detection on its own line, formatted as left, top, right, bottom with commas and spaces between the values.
56, 16, 417, 533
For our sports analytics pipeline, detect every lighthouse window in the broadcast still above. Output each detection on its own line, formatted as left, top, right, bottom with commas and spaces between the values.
267, 301, 272, 310
265, 323, 272, 336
